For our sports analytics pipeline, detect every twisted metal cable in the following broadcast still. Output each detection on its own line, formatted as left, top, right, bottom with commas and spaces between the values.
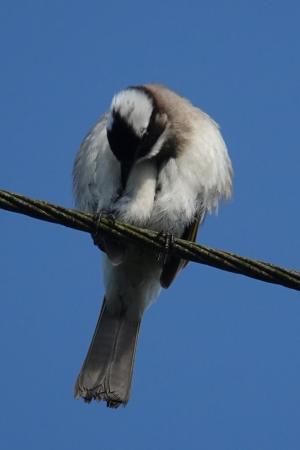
1, 188, 300, 292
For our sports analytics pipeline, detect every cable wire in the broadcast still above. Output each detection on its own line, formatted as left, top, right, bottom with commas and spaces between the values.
1, 188, 300, 292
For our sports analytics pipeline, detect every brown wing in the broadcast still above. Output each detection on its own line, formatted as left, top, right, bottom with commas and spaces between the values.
160, 210, 205, 289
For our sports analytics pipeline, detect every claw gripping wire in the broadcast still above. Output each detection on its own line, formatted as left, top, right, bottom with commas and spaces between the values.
1, 188, 300, 292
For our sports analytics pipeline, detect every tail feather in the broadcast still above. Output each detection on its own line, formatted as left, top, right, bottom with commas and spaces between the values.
75, 299, 141, 408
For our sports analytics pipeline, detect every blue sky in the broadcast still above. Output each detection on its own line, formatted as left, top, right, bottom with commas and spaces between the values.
1, 1, 300, 449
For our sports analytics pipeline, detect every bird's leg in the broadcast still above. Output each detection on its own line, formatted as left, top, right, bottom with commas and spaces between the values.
92, 210, 116, 252
157, 231, 175, 265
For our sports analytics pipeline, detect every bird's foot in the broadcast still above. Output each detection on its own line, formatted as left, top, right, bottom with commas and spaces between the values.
157, 231, 175, 265
92, 210, 116, 252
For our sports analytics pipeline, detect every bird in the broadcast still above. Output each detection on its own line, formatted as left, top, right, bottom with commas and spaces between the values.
73, 83, 233, 407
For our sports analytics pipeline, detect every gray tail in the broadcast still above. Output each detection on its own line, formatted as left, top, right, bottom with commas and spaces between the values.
74, 299, 141, 408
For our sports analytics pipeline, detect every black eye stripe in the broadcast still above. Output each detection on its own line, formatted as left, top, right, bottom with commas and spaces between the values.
107, 110, 140, 163
107, 110, 142, 189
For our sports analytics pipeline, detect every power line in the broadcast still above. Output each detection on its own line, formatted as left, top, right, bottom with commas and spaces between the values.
1, 188, 300, 292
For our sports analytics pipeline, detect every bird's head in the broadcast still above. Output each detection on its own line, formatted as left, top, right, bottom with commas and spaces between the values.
106, 86, 168, 166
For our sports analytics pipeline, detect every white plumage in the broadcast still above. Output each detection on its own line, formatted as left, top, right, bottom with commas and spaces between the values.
73, 84, 232, 406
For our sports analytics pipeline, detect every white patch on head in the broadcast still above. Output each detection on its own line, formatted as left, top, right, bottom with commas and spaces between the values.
109, 88, 154, 137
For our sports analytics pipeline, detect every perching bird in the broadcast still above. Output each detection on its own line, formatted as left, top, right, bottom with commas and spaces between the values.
73, 84, 232, 407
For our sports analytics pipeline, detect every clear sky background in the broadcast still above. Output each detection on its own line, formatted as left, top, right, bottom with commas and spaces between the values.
1, 1, 300, 449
